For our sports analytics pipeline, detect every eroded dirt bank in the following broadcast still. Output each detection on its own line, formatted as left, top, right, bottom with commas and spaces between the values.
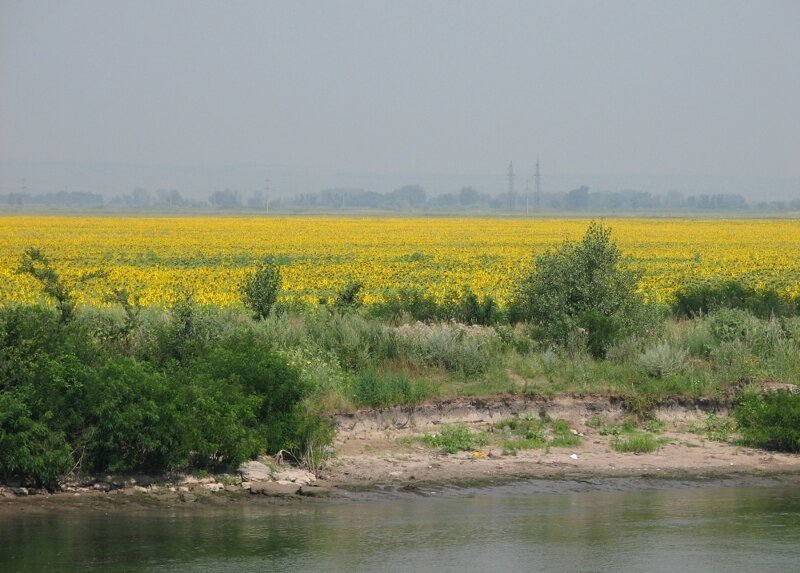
324, 395, 800, 487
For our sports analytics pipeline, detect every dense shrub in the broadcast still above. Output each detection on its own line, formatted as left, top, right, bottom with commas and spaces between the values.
672, 279, 798, 318
0, 389, 73, 487
735, 390, 800, 453
509, 222, 646, 357
86, 358, 185, 473
0, 305, 327, 487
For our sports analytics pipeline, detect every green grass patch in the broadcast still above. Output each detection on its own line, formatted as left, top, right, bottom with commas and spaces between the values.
494, 415, 582, 455
690, 412, 736, 442
611, 433, 666, 453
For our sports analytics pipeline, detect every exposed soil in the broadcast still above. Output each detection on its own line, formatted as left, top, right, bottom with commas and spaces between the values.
322, 395, 800, 487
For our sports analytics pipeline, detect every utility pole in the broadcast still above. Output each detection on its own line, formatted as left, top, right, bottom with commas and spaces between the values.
534, 159, 541, 209
264, 178, 271, 213
507, 161, 515, 212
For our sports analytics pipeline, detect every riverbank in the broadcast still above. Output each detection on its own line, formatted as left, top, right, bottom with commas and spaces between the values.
2, 395, 799, 513
325, 395, 800, 487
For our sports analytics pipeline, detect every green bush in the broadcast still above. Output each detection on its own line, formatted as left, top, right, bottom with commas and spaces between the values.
509, 222, 646, 357
636, 341, 688, 378
709, 308, 754, 343
241, 256, 282, 319
333, 282, 363, 311
735, 390, 800, 453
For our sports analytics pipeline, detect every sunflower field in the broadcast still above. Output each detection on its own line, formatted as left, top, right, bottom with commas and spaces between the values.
1, 216, 798, 308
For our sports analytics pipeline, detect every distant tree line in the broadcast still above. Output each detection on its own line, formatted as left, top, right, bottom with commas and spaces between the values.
276, 185, 800, 213
3, 184, 799, 213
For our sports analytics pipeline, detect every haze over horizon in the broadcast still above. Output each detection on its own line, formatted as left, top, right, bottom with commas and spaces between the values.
1, 1, 798, 199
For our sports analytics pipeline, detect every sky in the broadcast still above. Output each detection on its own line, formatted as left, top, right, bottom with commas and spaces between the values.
1, 0, 798, 198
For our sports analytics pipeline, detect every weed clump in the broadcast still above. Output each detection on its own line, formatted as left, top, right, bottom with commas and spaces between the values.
611, 434, 664, 453
422, 423, 489, 454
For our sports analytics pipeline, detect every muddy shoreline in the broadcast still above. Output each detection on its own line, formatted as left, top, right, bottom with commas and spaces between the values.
3, 395, 799, 512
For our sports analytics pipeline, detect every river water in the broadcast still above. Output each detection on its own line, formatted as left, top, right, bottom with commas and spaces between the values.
1, 478, 798, 572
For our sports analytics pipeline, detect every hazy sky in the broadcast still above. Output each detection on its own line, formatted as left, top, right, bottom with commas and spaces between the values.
1, 0, 798, 196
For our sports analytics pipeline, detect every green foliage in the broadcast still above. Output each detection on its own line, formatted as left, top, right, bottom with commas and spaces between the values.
672, 279, 798, 318
509, 222, 646, 357
369, 287, 501, 326
422, 423, 488, 454
735, 390, 800, 453
306, 312, 397, 371
241, 256, 282, 319
0, 389, 73, 487
445, 289, 502, 326
691, 412, 735, 442
549, 419, 582, 447
0, 305, 330, 486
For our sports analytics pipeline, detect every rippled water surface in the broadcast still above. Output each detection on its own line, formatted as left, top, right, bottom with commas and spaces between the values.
2, 479, 798, 572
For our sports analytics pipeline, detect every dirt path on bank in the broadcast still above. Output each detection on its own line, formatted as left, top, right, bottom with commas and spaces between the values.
322, 395, 800, 487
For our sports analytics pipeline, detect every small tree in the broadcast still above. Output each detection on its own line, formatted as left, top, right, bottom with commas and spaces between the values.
510, 222, 645, 357
241, 256, 282, 319
17, 248, 76, 322
17, 248, 106, 323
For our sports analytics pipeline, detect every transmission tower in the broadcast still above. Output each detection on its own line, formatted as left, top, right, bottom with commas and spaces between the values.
534, 159, 541, 209
507, 161, 515, 211
525, 177, 530, 217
